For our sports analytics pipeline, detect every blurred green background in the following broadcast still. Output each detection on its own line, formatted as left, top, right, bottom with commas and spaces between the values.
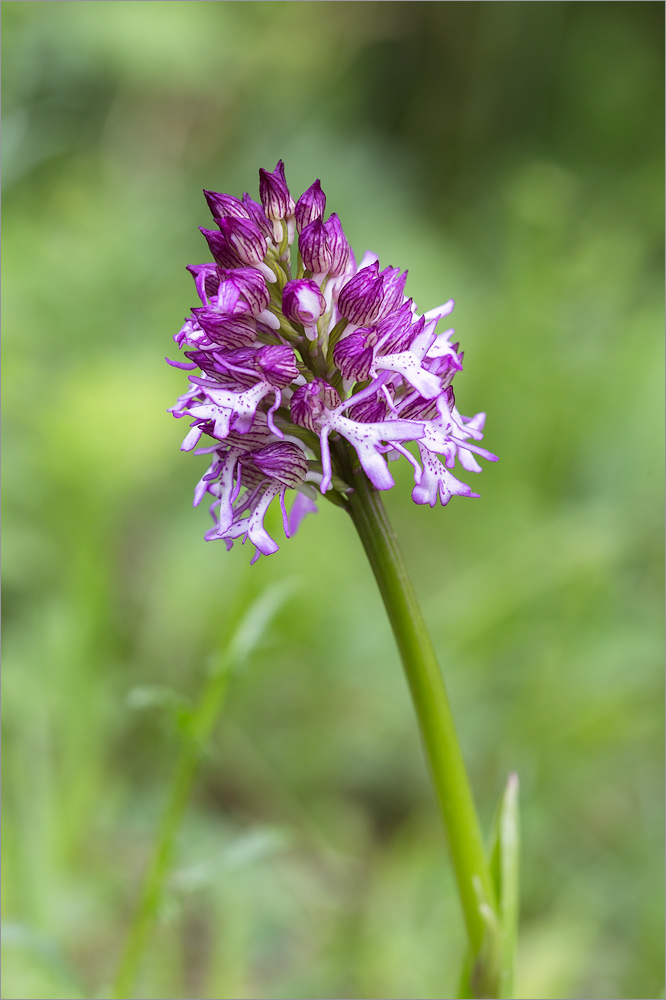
2, 3, 663, 998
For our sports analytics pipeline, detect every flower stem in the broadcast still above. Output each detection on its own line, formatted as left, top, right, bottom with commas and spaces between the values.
345, 468, 498, 988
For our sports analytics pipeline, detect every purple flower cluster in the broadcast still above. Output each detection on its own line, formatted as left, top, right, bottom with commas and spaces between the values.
169, 161, 497, 561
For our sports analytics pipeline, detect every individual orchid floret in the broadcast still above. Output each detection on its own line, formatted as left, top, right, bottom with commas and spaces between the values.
290, 379, 422, 493
259, 160, 295, 221
169, 161, 495, 560
295, 180, 326, 233
282, 279, 326, 336
216, 217, 268, 267
215, 267, 271, 315
289, 378, 341, 433
338, 261, 406, 326
298, 219, 333, 275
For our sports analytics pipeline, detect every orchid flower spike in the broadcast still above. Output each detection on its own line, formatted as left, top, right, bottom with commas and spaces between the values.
169, 163, 496, 562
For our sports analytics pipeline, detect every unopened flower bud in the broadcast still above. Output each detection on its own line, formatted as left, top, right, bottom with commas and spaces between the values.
338, 261, 387, 325
282, 279, 326, 327
259, 160, 295, 221
217, 217, 267, 266
298, 219, 332, 274
295, 180, 326, 233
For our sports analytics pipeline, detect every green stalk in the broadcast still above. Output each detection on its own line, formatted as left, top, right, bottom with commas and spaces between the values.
345, 468, 499, 993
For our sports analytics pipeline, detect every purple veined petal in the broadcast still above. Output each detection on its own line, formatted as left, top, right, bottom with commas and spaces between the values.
346, 390, 389, 424
241, 441, 308, 488
332, 327, 378, 381
295, 179, 326, 233
217, 217, 267, 266
298, 219, 333, 274
338, 261, 388, 326
212, 281, 245, 315
288, 491, 318, 536
412, 444, 479, 507
374, 300, 417, 355
190, 309, 257, 349
255, 344, 299, 388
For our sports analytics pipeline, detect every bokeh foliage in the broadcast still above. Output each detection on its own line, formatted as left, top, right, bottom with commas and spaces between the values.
2, 3, 663, 998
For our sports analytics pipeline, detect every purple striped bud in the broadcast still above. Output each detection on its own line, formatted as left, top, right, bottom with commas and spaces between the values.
200, 227, 242, 269
242, 192, 274, 240
333, 327, 378, 381
217, 267, 270, 315
338, 261, 386, 325
259, 160, 295, 221
323, 214, 350, 276
290, 378, 341, 432
241, 442, 308, 488
298, 219, 332, 274
295, 180, 326, 233
217, 217, 267, 266
203, 190, 247, 221
282, 279, 326, 326
254, 344, 299, 387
